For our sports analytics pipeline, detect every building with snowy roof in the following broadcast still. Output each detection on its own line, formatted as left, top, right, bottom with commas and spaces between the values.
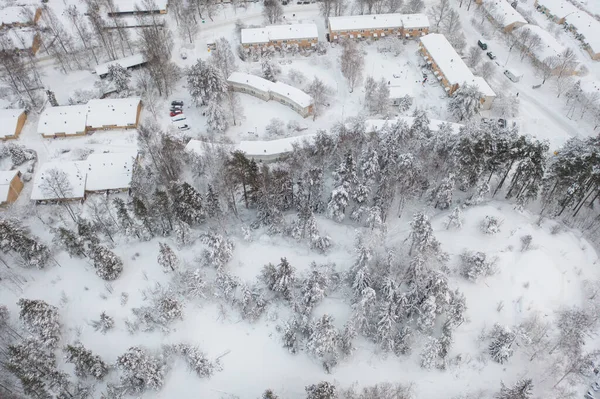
95, 53, 147, 78
0, 108, 26, 141
107, 0, 169, 16
227, 72, 314, 117
478, 0, 528, 32
0, 170, 24, 206
239, 135, 315, 162
85, 97, 142, 131
0, 5, 42, 29
84, 152, 138, 193
564, 12, 600, 61
534, 0, 579, 22
31, 161, 88, 202
327, 13, 429, 41
241, 23, 318, 49
419, 33, 496, 109
0, 27, 41, 54
38, 105, 88, 138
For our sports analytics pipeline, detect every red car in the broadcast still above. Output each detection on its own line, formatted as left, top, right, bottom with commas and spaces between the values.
170, 110, 183, 117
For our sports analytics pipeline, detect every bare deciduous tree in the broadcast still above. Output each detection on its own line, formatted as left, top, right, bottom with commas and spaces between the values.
263, 0, 284, 24
306, 77, 333, 121
340, 40, 364, 93
429, 0, 451, 30
40, 169, 79, 222
466, 46, 482, 68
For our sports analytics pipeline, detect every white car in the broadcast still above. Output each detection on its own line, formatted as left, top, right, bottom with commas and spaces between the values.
177, 124, 190, 131
171, 114, 186, 123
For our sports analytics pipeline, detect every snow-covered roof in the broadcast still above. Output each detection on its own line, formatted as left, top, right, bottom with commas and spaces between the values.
31, 161, 87, 201
241, 23, 318, 44
365, 117, 463, 134
108, 0, 169, 13
227, 72, 274, 94
516, 24, 565, 60
270, 81, 313, 108
239, 135, 315, 157
0, 28, 37, 50
104, 15, 166, 29
0, 108, 25, 139
185, 140, 234, 156
328, 13, 429, 32
580, 80, 600, 95
0, 170, 19, 202
84, 152, 138, 192
38, 105, 88, 136
535, 0, 579, 18
420, 34, 473, 86
95, 53, 147, 76
0, 6, 37, 25
85, 97, 141, 129
470, 76, 496, 97
482, 0, 527, 27
566, 11, 600, 54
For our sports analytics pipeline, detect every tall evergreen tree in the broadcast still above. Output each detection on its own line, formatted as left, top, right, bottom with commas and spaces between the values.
90, 245, 124, 281
157, 242, 179, 273
171, 182, 205, 225
18, 299, 61, 348
64, 342, 108, 380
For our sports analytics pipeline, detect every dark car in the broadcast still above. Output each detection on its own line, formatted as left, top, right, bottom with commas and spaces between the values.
171, 100, 184, 106
487, 51, 496, 60
478, 40, 488, 50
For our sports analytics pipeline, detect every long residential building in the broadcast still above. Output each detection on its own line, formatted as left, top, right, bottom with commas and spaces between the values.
0, 27, 41, 54
95, 53, 147, 78
419, 33, 496, 109
0, 108, 27, 141
241, 23, 319, 49
107, 0, 169, 16
37, 98, 142, 138
0, 6, 42, 29
327, 13, 429, 41
227, 72, 314, 117
31, 152, 138, 202
477, 0, 528, 32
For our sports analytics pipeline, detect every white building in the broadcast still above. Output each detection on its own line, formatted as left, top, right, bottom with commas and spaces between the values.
37, 105, 89, 138
328, 13, 430, 40
419, 33, 496, 109
95, 53, 147, 78
85, 152, 138, 193
565, 11, 600, 61
85, 97, 142, 131
535, 0, 579, 21
227, 72, 314, 117
514, 24, 565, 63
480, 0, 528, 32
31, 161, 88, 201
239, 135, 315, 162
0, 6, 40, 28
0, 108, 26, 140
241, 23, 319, 49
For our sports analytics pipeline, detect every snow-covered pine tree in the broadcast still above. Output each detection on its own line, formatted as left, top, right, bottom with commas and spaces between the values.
176, 344, 220, 378
206, 100, 229, 134
480, 215, 502, 235
339, 322, 356, 358
300, 263, 330, 315
238, 283, 267, 322
18, 298, 61, 348
64, 342, 108, 380
282, 318, 301, 354
154, 291, 184, 325
351, 266, 372, 299
174, 220, 194, 247
393, 326, 413, 356
46, 89, 58, 106
261, 58, 281, 82
351, 287, 377, 337
460, 250, 495, 282
90, 245, 123, 281
107, 63, 131, 92
376, 300, 397, 352
205, 184, 222, 218
489, 324, 516, 364
432, 174, 455, 210
408, 212, 442, 258
157, 242, 179, 273
174, 268, 207, 300
171, 182, 205, 225
375, 78, 390, 116
445, 289, 467, 331
116, 346, 165, 393
262, 257, 296, 300
113, 198, 140, 238
132, 197, 156, 238
54, 226, 87, 258
305, 381, 338, 399
420, 337, 441, 369
327, 182, 350, 222
447, 84, 482, 121
187, 59, 228, 105
307, 314, 340, 372
495, 379, 533, 399
263, 389, 280, 399
0, 218, 51, 269
550, 308, 593, 356
364, 76, 377, 113
201, 232, 234, 269
416, 295, 437, 333
91, 311, 115, 334
445, 206, 463, 230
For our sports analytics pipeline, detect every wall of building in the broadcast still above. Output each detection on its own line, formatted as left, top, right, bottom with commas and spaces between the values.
329, 26, 428, 40
2, 172, 24, 205
419, 43, 457, 95
243, 37, 317, 49
230, 82, 312, 118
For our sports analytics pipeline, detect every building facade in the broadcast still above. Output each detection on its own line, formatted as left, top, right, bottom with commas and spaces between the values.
0, 170, 24, 206
0, 109, 27, 141
327, 13, 429, 41
241, 23, 319, 50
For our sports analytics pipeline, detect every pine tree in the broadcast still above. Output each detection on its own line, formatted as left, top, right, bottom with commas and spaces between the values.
445, 206, 462, 230
408, 212, 442, 258
375, 78, 390, 116
107, 63, 131, 92
187, 59, 228, 105
113, 198, 140, 238
432, 174, 455, 210
116, 346, 165, 393
153, 243, 176, 274
376, 301, 397, 352
300, 264, 330, 315
90, 245, 124, 281
18, 299, 61, 348
420, 337, 441, 369
393, 326, 412, 356
206, 100, 229, 134
351, 287, 377, 337
263, 389, 280, 399
306, 381, 338, 399
91, 311, 115, 334
339, 322, 356, 357
307, 314, 340, 371
495, 379, 533, 399
176, 344, 219, 378
261, 58, 280, 82
201, 233, 234, 269
448, 84, 482, 121
46, 89, 58, 106
132, 197, 155, 238
327, 182, 350, 222
205, 184, 222, 218
262, 257, 296, 299
364, 76, 377, 113
489, 324, 516, 364
171, 182, 205, 225
54, 227, 87, 258
64, 342, 108, 380
0, 218, 51, 269
174, 220, 194, 247
460, 250, 494, 281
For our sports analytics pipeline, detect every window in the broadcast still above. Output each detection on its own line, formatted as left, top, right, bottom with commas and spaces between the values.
283, 40, 287, 43
384, 28, 389, 32
360, 29, 365, 33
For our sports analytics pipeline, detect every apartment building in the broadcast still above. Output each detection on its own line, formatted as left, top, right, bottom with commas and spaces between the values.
241, 23, 319, 49
327, 13, 429, 41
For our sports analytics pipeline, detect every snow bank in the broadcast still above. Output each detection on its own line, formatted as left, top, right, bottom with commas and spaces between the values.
95, 53, 147, 77
184, 140, 234, 156
241, 23, 318, 45
0, 108, 25, 139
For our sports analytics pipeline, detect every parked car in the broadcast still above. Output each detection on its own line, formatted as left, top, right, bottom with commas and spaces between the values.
487, 51, 496, 60
171, 100, 184, 106
478, 40, 488, 50
585, 391, 595, 399
504, 70, 520, 82
170, 110, 183, 117
180, 51, 188, 60
177, 124, 190, 131
171, 115, 186, 122
592, 382, 600, 391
